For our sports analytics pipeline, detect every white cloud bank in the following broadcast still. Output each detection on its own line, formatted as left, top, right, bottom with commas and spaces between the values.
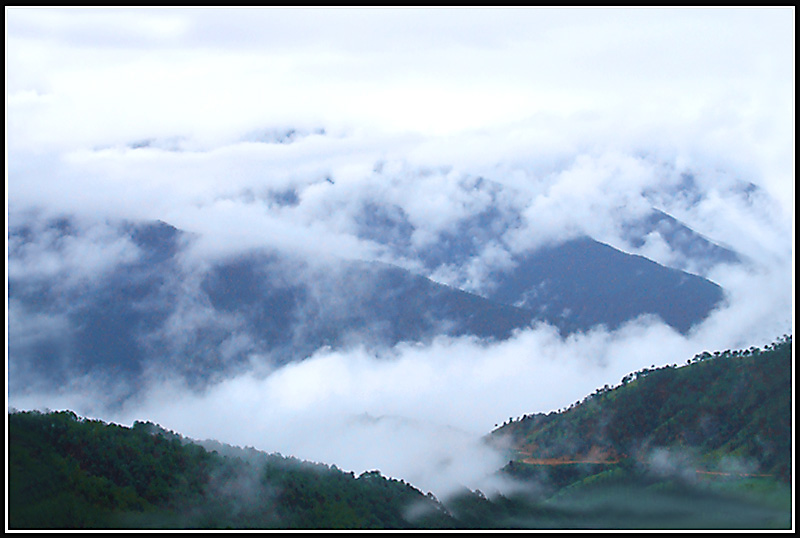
6, 7, 794, 498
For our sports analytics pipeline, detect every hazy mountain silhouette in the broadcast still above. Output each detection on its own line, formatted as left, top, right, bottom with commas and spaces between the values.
8, 215, 728, 390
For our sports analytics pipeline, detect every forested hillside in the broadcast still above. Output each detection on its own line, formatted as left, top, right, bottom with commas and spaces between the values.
7, 410, 465, 529
493, 335, 793, 481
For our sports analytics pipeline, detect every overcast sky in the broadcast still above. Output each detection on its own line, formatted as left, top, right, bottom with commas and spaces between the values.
6, 7, 795, 498
7, 7, 794, 234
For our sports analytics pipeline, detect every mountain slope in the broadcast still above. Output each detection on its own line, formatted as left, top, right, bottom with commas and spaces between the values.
201, 254, 538, 362
8, 215, 728, 392
622, 208, 742, 275
8, 218, 538, 388
491, 335, 793, 481
7, 410, 460, 529
487, 236, 725, 334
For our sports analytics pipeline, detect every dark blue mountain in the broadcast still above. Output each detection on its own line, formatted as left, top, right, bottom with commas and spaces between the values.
486, 236, 725, 334
201, 254, 536, 362
8, 218, 536, 391
8, 215, 727, 394
8, 220, 183, 391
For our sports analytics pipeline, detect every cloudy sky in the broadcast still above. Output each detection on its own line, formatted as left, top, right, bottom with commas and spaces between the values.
6, 7, 794, 497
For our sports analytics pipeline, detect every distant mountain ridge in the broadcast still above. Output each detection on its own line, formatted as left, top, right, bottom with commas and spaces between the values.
8, 214, 728, 391
621, 208, 742, 275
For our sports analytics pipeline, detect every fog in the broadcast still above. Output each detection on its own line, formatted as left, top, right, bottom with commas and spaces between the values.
6, 8, 794, 499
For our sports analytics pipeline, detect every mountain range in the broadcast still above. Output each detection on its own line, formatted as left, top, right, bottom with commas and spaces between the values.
8, 207, 732, 392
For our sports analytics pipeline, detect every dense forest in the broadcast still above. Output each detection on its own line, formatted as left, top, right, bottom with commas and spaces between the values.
7, 336, 793, 530
492, 334, 792, 481
8, 409, 470, 529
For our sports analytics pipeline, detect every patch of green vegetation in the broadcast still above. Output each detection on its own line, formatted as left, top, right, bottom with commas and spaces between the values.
488, 336, 793, 529
495, 335, 792, 482
7, 410, 458, 530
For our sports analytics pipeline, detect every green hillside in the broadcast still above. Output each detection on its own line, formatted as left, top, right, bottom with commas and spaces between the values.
485, 335, 793, 529
7, 410, 462, 530
492, 335, 792, 482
